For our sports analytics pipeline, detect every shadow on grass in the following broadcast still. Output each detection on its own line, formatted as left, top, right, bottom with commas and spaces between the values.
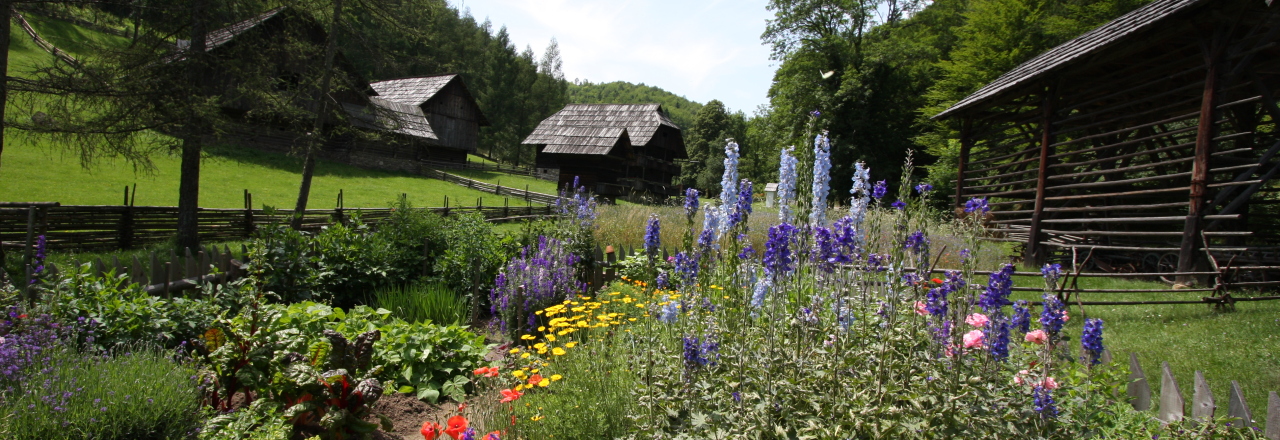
203, 142, 427, 181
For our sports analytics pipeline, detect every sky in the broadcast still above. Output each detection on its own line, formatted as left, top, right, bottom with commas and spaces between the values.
451, 0, 777, 114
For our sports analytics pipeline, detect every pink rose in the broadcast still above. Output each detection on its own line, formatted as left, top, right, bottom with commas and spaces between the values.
962, 330, 984, 349
965, 313, 989, 328
1061, 311, 1069, 322
1014, 369, 1030, 386
914, 301, 929, 316
1041, 377, 1059, 390
1024, 330, 1048, 345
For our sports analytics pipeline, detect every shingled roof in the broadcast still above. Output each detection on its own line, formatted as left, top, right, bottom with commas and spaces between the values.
341, 98, 437, 141
933, 0, 1210, 119
522, 104, 678, 154
370, 75, 457, 106
205, 7, 286, 51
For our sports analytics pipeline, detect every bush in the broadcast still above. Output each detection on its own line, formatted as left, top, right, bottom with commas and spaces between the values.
1, 345, 203, 440
370, 282, 467, 325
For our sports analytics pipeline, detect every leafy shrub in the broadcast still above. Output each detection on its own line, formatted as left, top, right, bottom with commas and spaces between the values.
38, 264, 233, 348
371, 282, 467, 325
1, 345, 202, 440
198, 400, 292, 440
432, 212, 509, 298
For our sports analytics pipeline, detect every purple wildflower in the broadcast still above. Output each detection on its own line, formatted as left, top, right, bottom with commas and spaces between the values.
964, 197, 990, 215
763, 223, 798, 276
977, 264, 1016, 313
891, 200, 906, 210
1081, 318, 1104, 365
872, 180, 887, 199
644, 214, 661, 262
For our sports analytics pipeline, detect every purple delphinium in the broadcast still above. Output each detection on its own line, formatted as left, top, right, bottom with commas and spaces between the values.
750, 275, 772, 308
903, 231, 927, 251
964, 197, 990, 215
737, 234, 755, 259
490, 236, 585, 333
977, 264, 1016, 313
684, 188, 700, 222
644, 214, 661, 263
30, 235, 48, 283
872, 180, 887, 200
729, 180, 753, 229
1081, 318, 1105, 365
831, 216, 860, 261
1040, 293, 1068, 339
658, 295, 679, 324
811, 132, 833, 226
764, 223, 798, 276
682, 335, 718, 370
673, 251, 700, 287
1033, 385, 1058, 419
866, 253, 888, 272
811, 226, 838, 273
986, 316, 1011, 362
1042, 263, 1064, 289
1011, 300, 1033, 334
915, 183, 933, 194
462, 427, 478, 440
655, 271, 670, 289
926, 271, 964, 318
891, 200, 906, 210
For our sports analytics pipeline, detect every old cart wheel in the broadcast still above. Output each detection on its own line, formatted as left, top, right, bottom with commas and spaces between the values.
1158, 253, 1179, 284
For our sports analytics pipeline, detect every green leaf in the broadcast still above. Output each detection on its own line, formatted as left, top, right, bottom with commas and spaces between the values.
397, 385, 415, 394
417, 387, 440, 403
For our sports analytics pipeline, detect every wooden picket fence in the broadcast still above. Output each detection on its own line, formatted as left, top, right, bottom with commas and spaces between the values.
1123, 351, 1279, 437
586, 244, 672, 288
0, 197, 557, 252
28, 244, 246, 301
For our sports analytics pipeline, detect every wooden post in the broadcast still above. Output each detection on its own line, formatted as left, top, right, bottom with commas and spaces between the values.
1026, 88, 1056, 267
243, 190, 255, 238
1266, 392, 1279, 440
1191, 370, 1215, 423
1178, 38, 1224, 283
1159, 362, 1185, 423
121, 187, 135, 250
956, 117, 973, 209
23, 206, 35, 290
1227, 380, 1252, 429
1128, 353, 1152, 411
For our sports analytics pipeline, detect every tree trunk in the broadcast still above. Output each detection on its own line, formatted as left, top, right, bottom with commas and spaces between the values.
0, 1, 13, 175
292, 0, 343, 229
176, 0, 209, 250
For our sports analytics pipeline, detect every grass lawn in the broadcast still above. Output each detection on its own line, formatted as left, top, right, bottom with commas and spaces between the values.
446, 168, 559, 195
1007, 274, 1280, 422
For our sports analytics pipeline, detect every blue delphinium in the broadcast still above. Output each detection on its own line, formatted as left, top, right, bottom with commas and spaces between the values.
30, 235, 47, 283
462, 427, 478, 440
1081, 318, 1105, 365
683, 336, 702, 369
964, 197, 990, 215
811, 226, 837, 273
811, 131, 833, 226
658, 295, 679, 323
832, 216, 860, 261
915, 183, 933, 194
926, 270, 965, 318
673, 252, 699, 287
1011, 300, 1032, 334
872, 180, 887, 200
750, 275, 771, 308
655, 271, 670, 289
891, 200, 906, 210
1033, 385, 1058, 419
729, 179, 753, 229
684, 188, 700, 221
644, 214, 661, 263
986, 317, 1011, 362
1042, 263, 1064, 289
866, 253, 888, 272
720, 140, 740, 229
903, 231, 930, 267
697, 228, 717, 256
777, 146, 798, 222
738, 233, 756, 259
1040, 293, 1067, 338
978, 263, 1016, 313
702, 205, 722, 247
764, 223, 798, 276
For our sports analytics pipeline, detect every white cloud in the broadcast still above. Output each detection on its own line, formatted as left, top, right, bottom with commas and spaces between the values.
453, 0, 775, 113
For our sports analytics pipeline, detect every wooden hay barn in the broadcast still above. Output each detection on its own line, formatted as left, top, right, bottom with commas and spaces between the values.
367, 74, 490, 163
523, 104, 686, 201
935, 0, 1280, 283
201, 9, 473, 174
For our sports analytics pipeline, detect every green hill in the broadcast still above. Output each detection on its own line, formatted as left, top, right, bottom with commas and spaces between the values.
568, 80, 703, 129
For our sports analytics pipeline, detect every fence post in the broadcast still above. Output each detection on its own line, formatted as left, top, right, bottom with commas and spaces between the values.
1266, 392, 1279, 440
1159, 362, 1185, 423
1191, 371, 1215, 423
243, 190, 255, 238
1128, 353, 1152, 411
120, 186, 135, 250
1227, 380, 1252, 429
23, 206, 35, 293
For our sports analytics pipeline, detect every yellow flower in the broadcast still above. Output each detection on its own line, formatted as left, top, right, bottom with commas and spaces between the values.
628, 318, 637, 322
531, 368, 540, 374
538, 326, 546, 332
515, 384, 525, 391
513, 370, 527, 378
550, 374, 563, 381
552, 347, 567, 356
609, 292, 620, 295
520, 334, 535, 340
546, 334, 557, 342
531, 415, 545, 421
521, 352, 531, 359
564, 341, 578, 348
537, 348, 548, 355
537, 378, 550, 387
534, 343, 547, 350
509, 348, 521, 354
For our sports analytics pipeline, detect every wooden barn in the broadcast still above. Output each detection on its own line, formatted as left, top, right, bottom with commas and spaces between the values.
935, 0, 1280, 284
523, 104, 686, 201
200, 9, 473, 174
368, 75, 490, 163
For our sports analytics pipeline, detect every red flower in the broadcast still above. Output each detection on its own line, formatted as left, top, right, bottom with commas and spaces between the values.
526, 374, 543, 386
931, 278, 943, 284
499, 388, 523, 403
17, 314, 27, 319
445, 415, 468, 440
485, 367, 500, 378
421, 421, 442, 440
483, 431, 502, 440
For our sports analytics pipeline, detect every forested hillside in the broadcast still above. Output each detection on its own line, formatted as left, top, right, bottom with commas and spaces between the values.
568, 80, 702, 130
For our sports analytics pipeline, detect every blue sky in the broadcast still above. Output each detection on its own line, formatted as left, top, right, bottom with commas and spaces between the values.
451, 0, 777, 114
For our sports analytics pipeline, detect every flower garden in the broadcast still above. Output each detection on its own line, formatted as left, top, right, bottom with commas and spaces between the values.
1, 133, 1274, 439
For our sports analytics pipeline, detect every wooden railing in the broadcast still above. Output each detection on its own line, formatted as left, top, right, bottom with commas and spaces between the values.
423, 169, 564, 205
1122, 351, 1279, 436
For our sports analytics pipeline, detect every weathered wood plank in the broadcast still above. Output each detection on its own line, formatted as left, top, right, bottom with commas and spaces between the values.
1191, 370, 1215, 422
1227, 380, 1252, 429
1128, 353, 1152, 411
1159, 361, 1185, 423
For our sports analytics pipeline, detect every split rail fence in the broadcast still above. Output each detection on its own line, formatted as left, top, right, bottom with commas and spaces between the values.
422, 168, 563, 205
0, 195, 557, 253
420, 158, 548, 180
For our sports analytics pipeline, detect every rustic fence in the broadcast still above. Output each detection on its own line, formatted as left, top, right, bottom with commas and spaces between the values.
422, 168, 563, 205
19, 244, 247, 305
1122, 351, 1279, 436
0, 196, 557, 253
421, 158, 552, 181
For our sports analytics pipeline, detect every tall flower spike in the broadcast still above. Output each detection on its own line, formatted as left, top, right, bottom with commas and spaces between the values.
644, 214, 661, 264
1081, 318, 1105, 365
684, 188, 700, 222
720, 140, 740, 230
777, 146, 798, 223
811, 131, 833, 226
849, 162, 871, 233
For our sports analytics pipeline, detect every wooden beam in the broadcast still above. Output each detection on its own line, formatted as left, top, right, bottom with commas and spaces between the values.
1178, 30, 1225, 280
1027, 86, 1055, 266
956, 117, 973, 208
